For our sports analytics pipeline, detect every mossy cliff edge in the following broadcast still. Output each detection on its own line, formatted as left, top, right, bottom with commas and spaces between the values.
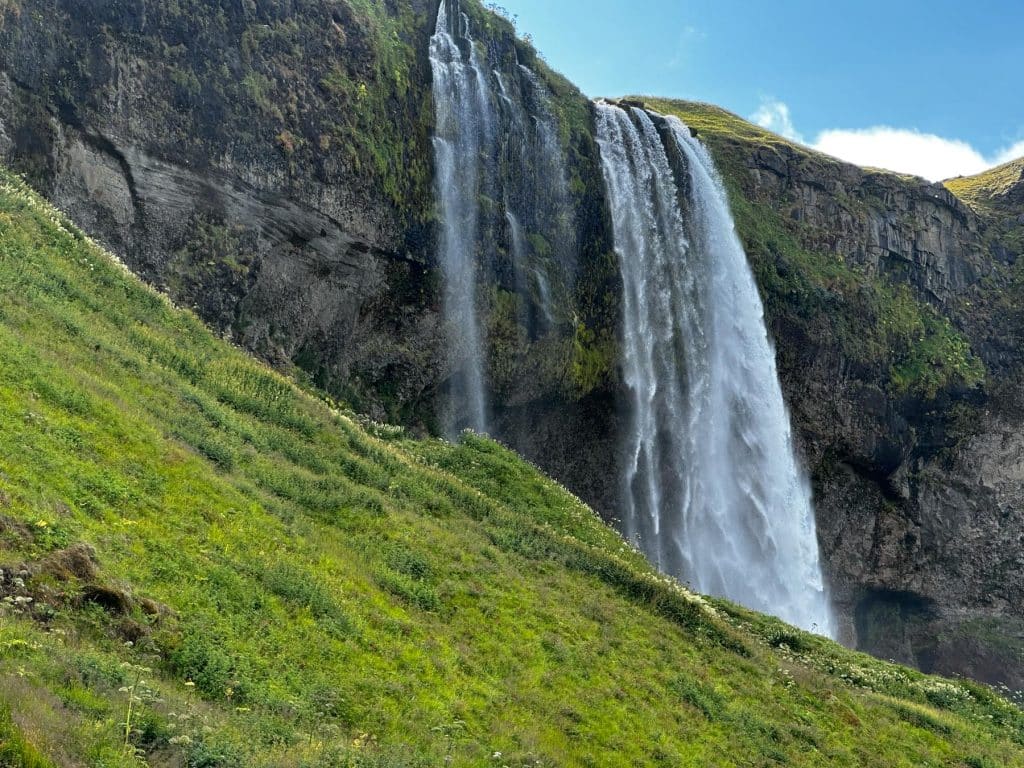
1, 1, 1023, 688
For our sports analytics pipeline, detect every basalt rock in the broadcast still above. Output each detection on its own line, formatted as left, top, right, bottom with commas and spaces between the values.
0, 0, 447, 427
0, 0, 617, 436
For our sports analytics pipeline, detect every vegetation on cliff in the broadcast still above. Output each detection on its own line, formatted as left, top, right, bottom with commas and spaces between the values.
2, 0, 425, 212
946, 158, 1024, 273
0, 168, 1023, 766
458, 0, 622, 404
945, 158, 1024, 215
0, 0, 627, 427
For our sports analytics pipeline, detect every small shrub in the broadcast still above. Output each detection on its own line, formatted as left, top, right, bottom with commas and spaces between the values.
261, 563, 355, 636
889, 701, 953, 735
670, 676, 724, 719
374, 567, 440, 612
186, 738, 246, 768
763, 624, 812, 654
169, 630, 238, 702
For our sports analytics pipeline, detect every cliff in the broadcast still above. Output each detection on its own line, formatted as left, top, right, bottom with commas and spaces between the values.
0, 0, 450, 423
0, 0, 623, 504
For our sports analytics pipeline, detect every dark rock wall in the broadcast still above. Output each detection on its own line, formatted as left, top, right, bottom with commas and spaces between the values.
0, 0, 448, 426
0, 0, 621, 433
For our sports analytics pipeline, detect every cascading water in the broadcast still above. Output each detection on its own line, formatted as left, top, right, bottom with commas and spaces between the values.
429, 0, 492, 435
430, 0, 576, 434
517, 65, 573, 329
594, 102, 834, 636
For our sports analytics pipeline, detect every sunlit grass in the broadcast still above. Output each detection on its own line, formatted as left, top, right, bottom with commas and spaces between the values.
945, 157, 1024, 212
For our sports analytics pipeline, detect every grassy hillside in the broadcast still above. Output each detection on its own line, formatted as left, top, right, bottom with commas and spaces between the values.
946, 159, 1024, 262
945, 158, 1024, 215
0, 169, 1021, 766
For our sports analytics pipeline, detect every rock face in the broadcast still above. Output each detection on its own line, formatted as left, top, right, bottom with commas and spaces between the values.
0, 0, 450, 423
701, 125, 1024, 688
750, 147, 987, 305
2, 2, 1023, 688
0, 0, 619, 432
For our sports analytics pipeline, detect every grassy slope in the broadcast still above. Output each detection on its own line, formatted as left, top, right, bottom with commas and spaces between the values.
945, 158, 1024, 214
945, 159, 1024, 263
0, 170, 1021, 767
632, 98, 986, 401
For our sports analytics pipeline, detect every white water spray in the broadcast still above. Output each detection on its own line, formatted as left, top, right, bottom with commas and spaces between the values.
595, 102, 834, 635
429, 0, 493, 434
430, 0, 574, 433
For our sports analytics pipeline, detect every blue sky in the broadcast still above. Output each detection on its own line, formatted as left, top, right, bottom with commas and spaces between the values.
495, 0, 1024, 180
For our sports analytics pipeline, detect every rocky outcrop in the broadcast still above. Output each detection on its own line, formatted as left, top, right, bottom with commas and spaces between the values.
0, 0, 617, 432
748, 142, 989, 305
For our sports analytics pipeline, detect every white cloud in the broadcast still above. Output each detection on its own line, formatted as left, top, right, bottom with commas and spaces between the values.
750, 100, 803, 143
750, 98, 1024, 182
995, 140, 1024, 166
812, 128, 992, 181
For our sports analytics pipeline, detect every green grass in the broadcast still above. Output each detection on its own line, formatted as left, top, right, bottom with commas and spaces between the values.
0, 168, 1021, 765
945, 158, 1024, 214
641, 97, 804, 149
945, 159, 1024, 266
0, 705, 53, 768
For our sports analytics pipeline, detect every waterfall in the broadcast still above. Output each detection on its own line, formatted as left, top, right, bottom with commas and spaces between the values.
429, 0, 492, 435
501, 61, 572, 332
430, 0, 576, 434
594, 102, 834, 636
506, 209, 555, 329
533, 265, 555, 328
518, 63, 577, 303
